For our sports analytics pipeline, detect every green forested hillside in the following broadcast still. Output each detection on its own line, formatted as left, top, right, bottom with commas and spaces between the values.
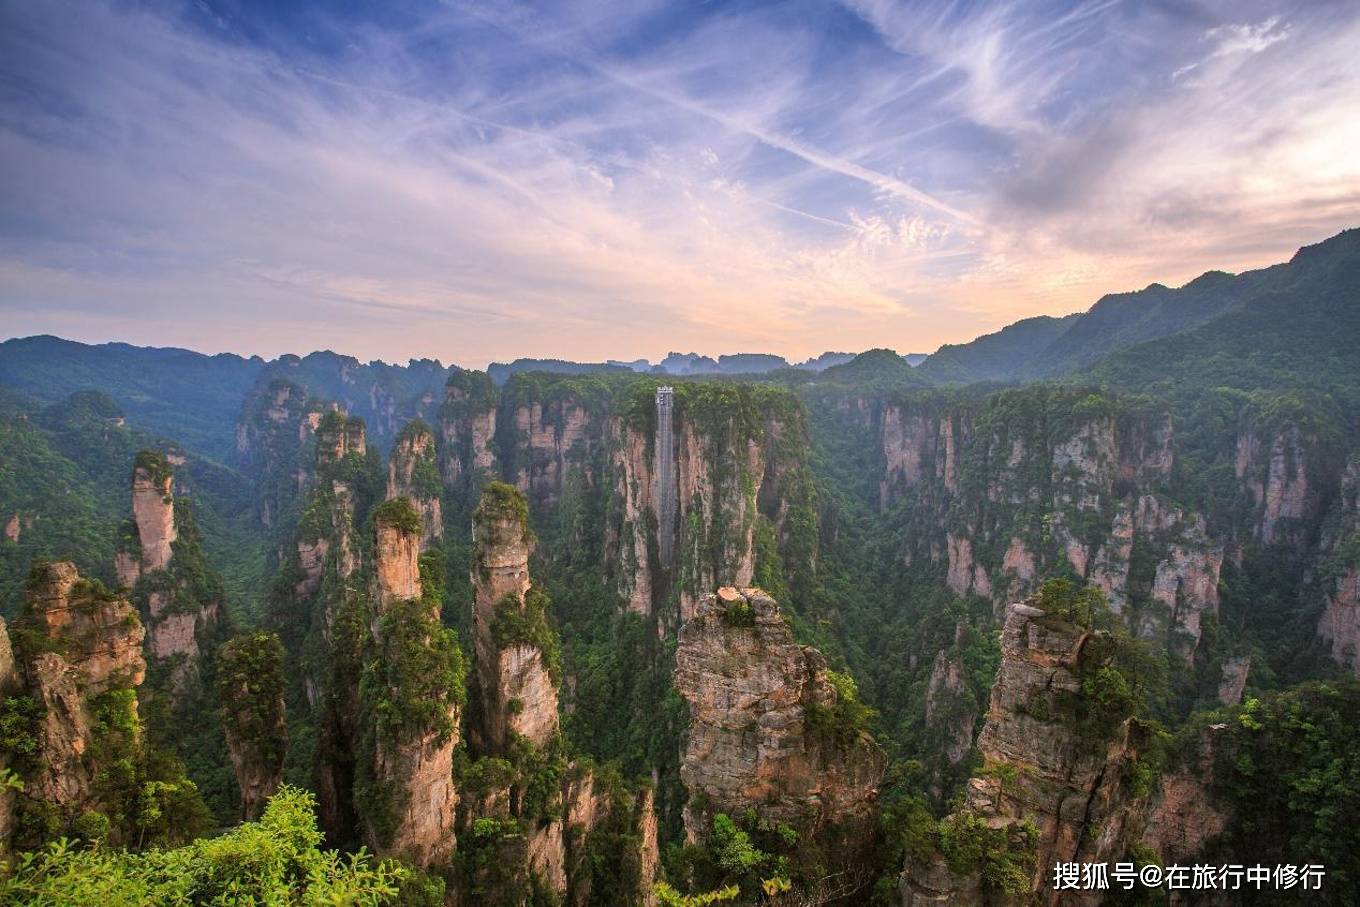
914, 314, 1080, 384
0, 336, 263, 461
914, 228, 1360, 390
0, 387, 268, 623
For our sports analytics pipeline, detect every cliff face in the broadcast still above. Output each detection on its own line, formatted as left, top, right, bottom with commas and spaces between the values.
129, 460, 176, 577
471, 483, 559, 752
856, 390, 1232, 660
1236, 423, 1314, 548
115, 453, 222, 686
924, 644, 977, 767
441, 377, 815, 631
607, 387, 815, 628
386, 421, 443, 548
901, 595, 1153, 906
505, 396, 600, 506
1141, 725, 1228, 868
1316, 459, 1360, 676
7, 563, 147, 829
440, 370, 499, 491
298, 412, 374, 841
360, 500, 460, 868
675, 587, 884, 884
0, 618, 18, 848
234, 380, 325, 528
295, 412, 370, 630
458, 483, 656, 903
218, 632, 288, 821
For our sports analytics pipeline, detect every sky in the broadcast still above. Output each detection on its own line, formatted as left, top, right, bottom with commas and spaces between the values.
1, 0, 1358, 368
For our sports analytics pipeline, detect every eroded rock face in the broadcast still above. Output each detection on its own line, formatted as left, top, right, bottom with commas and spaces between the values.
605, 396, 813, 630
440, 371, 498, 488
673, 428, 764, 623
1142, 725, 1228, 866
373, 516, 421, 610
1317, 460, 1360, 677
365, 509, 459, 868
608, 420, 655, 616
131, 462, 176, 577
976, 602, 1148, 877
0, 618, 21, 847
471, 485, 559, 753
387, 422, 443, 548
13, 564, 146, 820
316, 411, 367, 469
1217, 656, 1251, 707
1237, 424, 1315, 548
925, 648, 976, 766
219, 632, 288, 821
903, 597, 1152, 906
511, 400, 598, 506
117, 455, 222, 685
26, 562, 147, 692
234, 381, 325, 528
295, 537, 329, 598
675, 587, 883, 870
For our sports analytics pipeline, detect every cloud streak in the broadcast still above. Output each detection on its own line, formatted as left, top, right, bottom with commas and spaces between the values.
0, 0, 1357, 366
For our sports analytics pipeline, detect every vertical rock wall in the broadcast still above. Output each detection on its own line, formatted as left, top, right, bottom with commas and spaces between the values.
675, 587, 884, 890
471, 483, 559, 752
387, 421, 443, 549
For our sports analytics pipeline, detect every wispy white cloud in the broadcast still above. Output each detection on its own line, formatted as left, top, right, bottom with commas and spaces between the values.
0, 0, 1357, 365
1173, 15, 1290, 80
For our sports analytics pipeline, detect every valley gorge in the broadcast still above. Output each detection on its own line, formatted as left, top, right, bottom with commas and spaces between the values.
1, 230, 1359, 903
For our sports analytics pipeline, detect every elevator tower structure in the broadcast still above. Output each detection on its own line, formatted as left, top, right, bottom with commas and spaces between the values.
654, 386, 676, 570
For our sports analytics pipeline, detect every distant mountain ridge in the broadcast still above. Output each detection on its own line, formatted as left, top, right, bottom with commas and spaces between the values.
913, 227, 1360, 392
3, 227, 1356, 460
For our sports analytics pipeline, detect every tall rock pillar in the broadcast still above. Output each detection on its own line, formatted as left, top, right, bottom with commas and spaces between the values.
471, 482, 560, 753
358, 497, 463, 868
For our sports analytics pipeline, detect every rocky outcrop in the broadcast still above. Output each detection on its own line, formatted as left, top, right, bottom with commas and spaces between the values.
606, 387, 815, 629
876, 403, 968, 508
387, 420, 443, 548
675, 587, 884, 886
1217, 655, 1251, 707
316, 410, 367, 469
131, 457, 176, 576
234, 380, 326, 528
902, 595, 1154, 905
471, 483, 559, 752
507, 397, 599, 506
1317, 460, 1360, 676
1236, 423, 1315, 548
25, 561, 147, 693
440, 370, 499, 490
609, 421, 656, 616
218, 632, 288, 821
7, 563, 146, 827
458, 482, 656, 902
373, 504, 421, 609
925, 645, 976, 766
1142, 725, 1228, 866
115, 452, 222, 687
361, 498, 460, 868
0, 617, 21, 848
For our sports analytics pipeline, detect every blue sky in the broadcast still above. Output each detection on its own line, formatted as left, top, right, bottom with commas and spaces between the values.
2, 0, 1357, 366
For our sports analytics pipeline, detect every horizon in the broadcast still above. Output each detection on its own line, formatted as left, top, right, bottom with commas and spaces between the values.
3, 1, 1359, 365
4, 223, 1351, 371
